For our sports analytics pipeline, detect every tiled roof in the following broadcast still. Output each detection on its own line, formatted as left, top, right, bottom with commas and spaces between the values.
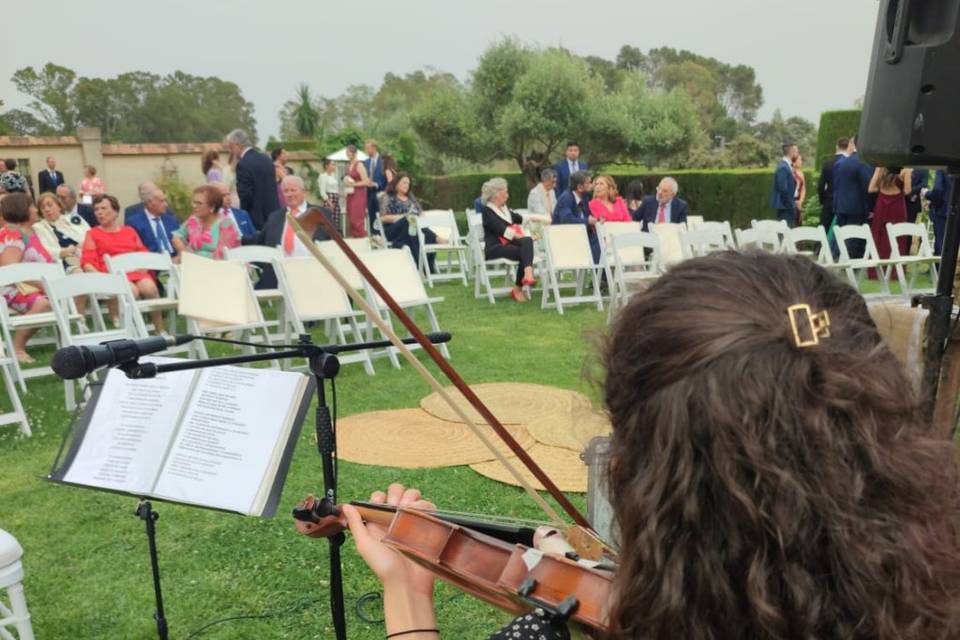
0, 136, 79, 146
103, 143, 226, 155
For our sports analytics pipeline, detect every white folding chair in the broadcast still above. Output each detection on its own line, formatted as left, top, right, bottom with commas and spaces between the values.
417, 210, 469, 287
608, 231, 660, 321
686, 215, 705, 230
0, 340, 29, 437
680, 222, 734, 259
467, 211, 519, 304
751, 219, 790, 252
784, 225, 835, 266
598, 221, 642, 302
540, 225, 603, 314
224, 245, 287, 343
650, 222, 687, 268
886, 222, 940, 296
273, 257, 375, 374
734, 228, 761, 250
360, 248, 449, 364
834, 224, 892, 296
43, 272, 145, 410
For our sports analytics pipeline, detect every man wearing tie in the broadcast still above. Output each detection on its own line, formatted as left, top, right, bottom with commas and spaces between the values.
634, 177, 690, 231
38, 156, 64, 194
213, 182, 257, 238
553, 141, 589, 197
769, 144, 799, 228
554, 171, 600, 263
125, 185, 180, 254
364, 140, 387, 235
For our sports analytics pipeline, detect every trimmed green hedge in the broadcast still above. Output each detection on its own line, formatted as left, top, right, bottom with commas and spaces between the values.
816, 110, 861, 170
418, 170, 814, 231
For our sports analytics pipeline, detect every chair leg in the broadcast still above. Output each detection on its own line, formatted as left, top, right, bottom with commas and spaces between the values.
2, 362, 29, 437
6, 580, 34, 640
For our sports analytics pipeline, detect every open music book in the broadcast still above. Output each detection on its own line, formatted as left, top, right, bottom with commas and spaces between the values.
49, 358, 314, 517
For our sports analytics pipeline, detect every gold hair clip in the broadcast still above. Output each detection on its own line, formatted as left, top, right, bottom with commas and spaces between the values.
787, 303, 831, 348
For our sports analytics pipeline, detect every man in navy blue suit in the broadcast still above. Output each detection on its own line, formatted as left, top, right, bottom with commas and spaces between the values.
55, 184, 97, 227
925, 170, 954, 255
554, 171, 600, 263
226, 129, 278, 230
124, 183, 179, 255
553, 141, 588, 197
633, 177, 689, 231
213, 182, 256, 238
364, 139, 388, 235
906, 168, 930, 224
831, 136, 874, 258
769, 144, 799, 227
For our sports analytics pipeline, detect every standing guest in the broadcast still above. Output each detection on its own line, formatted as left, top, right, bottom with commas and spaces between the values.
832, 136, 874, 258
769, 144, 799, 228
272, 147, 292, 209
868, 167, 912, 278
201, 149, 224, 183
243, 176, 333, 289
526, 168, 558, 218
817, 137, 849, 231
317, 159, 342, 231
1, 158, 12, 175
364, 140, 387, 235
345, 145, 372, 238
212, 183, 256, 238
623, 179, 645, 219
480, 177, 545, 303
81, 194, 165, 332
792, 154, 807, 227
3, 159, 33, 199
55, 185, 97, 227
0, 171, 29, 195
382, 154, 397, 189
225, 129, 279, 230
634, 177, 689, 230
589, 175, 632, 222
171, 185, 241, 260
381, 173, 444, 273
34, 193, 87, 274
38, 156, 64, 194
0, 193, 53, 364
125, 185, 180, 255
906, 168, 929, 224
553, 141, 588, 196
924, 170, 954, 255
79, 165, 105, 202
554, 171, 600, 263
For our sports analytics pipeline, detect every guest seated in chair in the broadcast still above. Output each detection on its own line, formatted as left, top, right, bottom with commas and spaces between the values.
81, 194, 165, 333
34, 192, 88, 275
554, 170, 600, 263
634, 177, 689, 231
0, 193, 53, 364
480, 177, 548, 303
171, 185, 241, 260
381, 173, 445, 273
589, 175, 632, 222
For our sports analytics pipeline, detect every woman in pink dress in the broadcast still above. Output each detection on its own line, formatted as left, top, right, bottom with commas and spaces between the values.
0, 193, 53, 363
588, 175, 632, 222
868, 166, 912, 280
345, 144, 372, 237
81, 194, 166, 332
79, 165, 105, 202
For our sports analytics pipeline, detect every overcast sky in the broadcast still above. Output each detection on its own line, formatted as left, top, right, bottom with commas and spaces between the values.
3, 0, 881, 142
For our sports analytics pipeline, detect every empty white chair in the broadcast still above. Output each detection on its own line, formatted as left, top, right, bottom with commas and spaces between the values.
0, 340, 29, 437
417, 209, 469, 287
650, 222, 687, 267
0, 529, 34, 640
467, 211, 519, 304
751, 219, 790, 252
598, 221, 642, 301
680, 222, 734, 259
686, 215, 705, 230
886, 222, 940, 296
784, 225, 835, 266
734, 227, 761, 250
224, 245, 287, 343
834, 224, 892, 296
540, 225, 603, 314
608, 231, 660, 320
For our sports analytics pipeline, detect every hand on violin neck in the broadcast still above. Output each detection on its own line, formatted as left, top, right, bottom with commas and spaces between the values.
342, 483, 436, 598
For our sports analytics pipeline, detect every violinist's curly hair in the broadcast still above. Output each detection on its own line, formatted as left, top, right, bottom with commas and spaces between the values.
602, 251, 960, 640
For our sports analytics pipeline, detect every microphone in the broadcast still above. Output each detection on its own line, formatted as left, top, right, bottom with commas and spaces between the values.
51, 335, 194, 380
424, 331, 451, 344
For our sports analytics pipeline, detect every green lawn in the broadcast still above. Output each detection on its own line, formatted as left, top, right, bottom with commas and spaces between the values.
0, 281, 607, 639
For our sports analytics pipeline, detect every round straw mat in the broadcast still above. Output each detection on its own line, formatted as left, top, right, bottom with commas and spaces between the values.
419, 383, 592, 426
524, 406, 612, 452
336, 409, 535, 469
469, 444, 588, 493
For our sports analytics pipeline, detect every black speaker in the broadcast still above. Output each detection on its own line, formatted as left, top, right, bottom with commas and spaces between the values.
860, 0, 960, 167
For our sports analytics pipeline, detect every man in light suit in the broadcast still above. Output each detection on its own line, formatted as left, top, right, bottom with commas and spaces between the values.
364, 139, 387, 235
527, 168, 558, 218
213, 182, 256, 237
242, 175, 333, 289
634, 177, 689, 231
225, 128, 278, 229
125, 184, 180, 255
770, 144, 799, 228
38, 156, 64, 194
554, 171, 600, 263
553, 141, 588, 197
832, 136, 874, 258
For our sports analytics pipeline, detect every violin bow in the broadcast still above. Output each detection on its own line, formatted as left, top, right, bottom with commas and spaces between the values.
287, 212, 592, 530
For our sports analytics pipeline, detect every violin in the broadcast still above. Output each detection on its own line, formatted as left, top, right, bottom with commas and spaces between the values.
293, 495, 614, 633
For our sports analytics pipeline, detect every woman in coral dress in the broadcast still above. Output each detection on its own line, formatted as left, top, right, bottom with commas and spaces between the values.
345, 144, 371, 238
868, 167, 912, 280
588, 175, 633, 222
171, 185, 240, 260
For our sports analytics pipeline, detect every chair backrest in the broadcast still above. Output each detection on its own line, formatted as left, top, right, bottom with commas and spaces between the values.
734, 227, 761, 249
178, 252, 261, 325
315, 240, 366, 290
0, 261, 66, 288
420, 209, 459, 243
785, 225, 833, 264
887, 222, 933, 258
275, 257, 353, 320
599, 221, 643, 244
544, 225, 595, 270
43, 272, 143, 344
105, 252, 177, 294
611, 232, 660, 272
834, 224, 881, 262
651, 222, 686, 265
686, 215, 705, 230
680, 225, 732, 259
751, 219, 789, 252
225, 245, 283, 263
361, 248, 429, 306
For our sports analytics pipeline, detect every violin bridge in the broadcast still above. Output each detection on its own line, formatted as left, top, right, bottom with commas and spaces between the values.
563, 526, 612, 562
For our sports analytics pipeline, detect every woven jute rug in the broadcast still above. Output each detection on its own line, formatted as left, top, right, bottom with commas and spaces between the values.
524, 405, 612, 452
469, 443, 589, 493
419, 382, 592, 425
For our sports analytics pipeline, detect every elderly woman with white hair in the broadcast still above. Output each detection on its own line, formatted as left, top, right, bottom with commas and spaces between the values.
480, 178, 548, 303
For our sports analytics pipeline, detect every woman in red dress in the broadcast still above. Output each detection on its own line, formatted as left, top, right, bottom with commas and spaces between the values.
868, 167, 912, 280
344, 144, 371, 238
81, 194, 166, 332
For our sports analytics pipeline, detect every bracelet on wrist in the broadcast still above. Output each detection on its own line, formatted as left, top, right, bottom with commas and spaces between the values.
386, 629, 439, 639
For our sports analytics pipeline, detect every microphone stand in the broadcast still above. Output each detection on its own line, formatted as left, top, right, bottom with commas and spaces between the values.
118, 332, 450, 640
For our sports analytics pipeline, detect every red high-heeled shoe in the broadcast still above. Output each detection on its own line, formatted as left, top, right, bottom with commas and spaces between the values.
521, 276, 537, 287
510, 288, 526, 303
